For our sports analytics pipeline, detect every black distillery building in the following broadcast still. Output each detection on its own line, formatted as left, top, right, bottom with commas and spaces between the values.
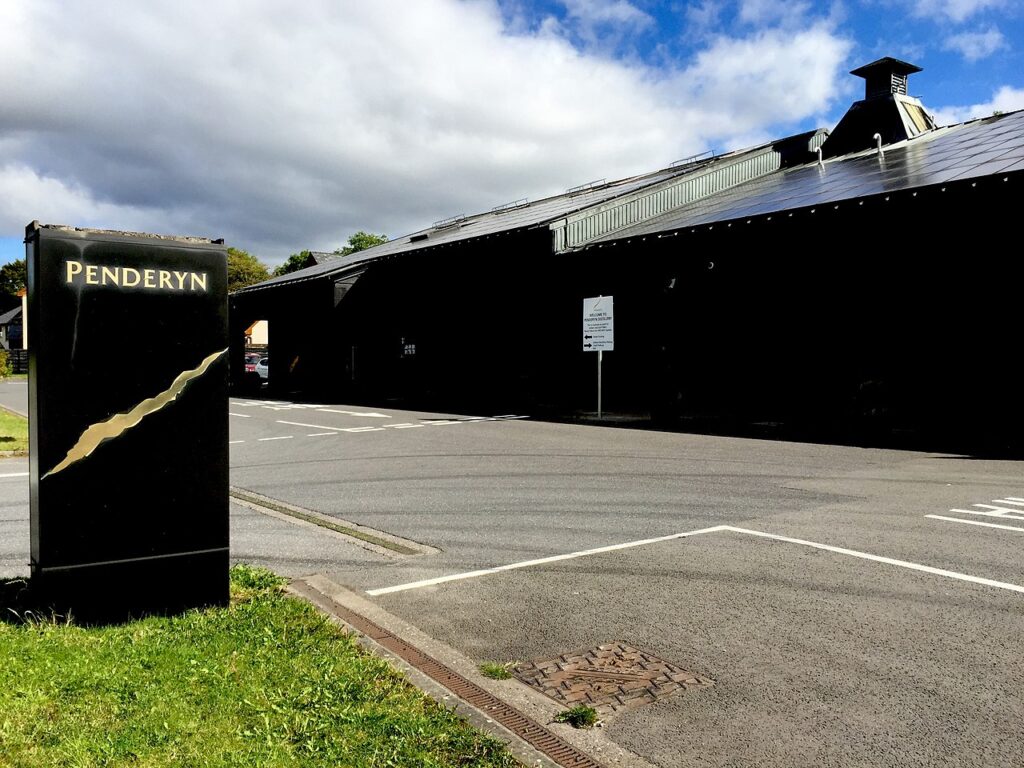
231, 59, 1024, 452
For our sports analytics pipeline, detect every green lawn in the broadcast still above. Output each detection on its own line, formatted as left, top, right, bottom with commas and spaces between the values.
0, 408, 28, 454
0, 566, 518, 767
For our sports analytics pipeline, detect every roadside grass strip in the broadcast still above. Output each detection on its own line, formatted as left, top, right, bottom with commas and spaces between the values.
0, 409, 29, 455
0, 565, 517, 768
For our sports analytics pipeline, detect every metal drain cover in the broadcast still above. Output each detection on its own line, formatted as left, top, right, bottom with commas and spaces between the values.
514, 642, 713, 715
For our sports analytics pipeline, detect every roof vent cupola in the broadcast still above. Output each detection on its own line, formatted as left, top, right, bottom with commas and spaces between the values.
853, 57, 921, 100
820, 56, 936, 159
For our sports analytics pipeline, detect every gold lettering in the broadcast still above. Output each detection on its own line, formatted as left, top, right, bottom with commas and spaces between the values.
65, 260, 83, 283
62, 263, 209, 292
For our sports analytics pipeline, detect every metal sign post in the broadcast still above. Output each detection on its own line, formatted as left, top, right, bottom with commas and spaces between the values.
582, 296, 614, 418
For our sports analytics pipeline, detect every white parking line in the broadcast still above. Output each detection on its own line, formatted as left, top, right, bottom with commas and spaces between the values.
276, 420, 349, 432
229, 412, 251, 418
949, 507, 1024, 521
367, 524, 1024, 597
367, 525, 730, 595
229, 440, 245, 444
926, 514, 1024, 533
231, 413, 529, 446
318, 409, 391, 418
0, 472, 28, 478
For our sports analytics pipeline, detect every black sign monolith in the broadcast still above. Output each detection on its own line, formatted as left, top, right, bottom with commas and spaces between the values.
26, 222, 229, 622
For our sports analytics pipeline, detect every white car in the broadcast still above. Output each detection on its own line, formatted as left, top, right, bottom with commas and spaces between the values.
255, 358, 269, 380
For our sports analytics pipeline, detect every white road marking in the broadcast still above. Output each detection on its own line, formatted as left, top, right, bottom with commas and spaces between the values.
950, 507, 1024, 521
366, 525, 730, 596
0, 472, 28, 478
927, 514, 1024, 533
318, 409, 391, 418
1007, 497, 1024, 502
231, 413, 529, 446
995, 499, 1024, 507
229, 412, 251, 418
276, 420, 349, 432
722, 526, 1024, 594
229, 440, 245, 444
367, 524, 1024, 597
972, 503, 1024, 517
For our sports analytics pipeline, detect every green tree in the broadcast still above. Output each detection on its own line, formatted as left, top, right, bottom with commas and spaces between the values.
0, 258, 26, 298
227, 247, 270, 292
333, 231, 388, 257
273, 250, 315, 277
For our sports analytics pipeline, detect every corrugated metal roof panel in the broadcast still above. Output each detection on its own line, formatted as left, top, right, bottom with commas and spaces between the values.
553, 134, 824, 252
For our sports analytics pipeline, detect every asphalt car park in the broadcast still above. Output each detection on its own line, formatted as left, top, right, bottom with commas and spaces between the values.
2, 393, 1021, 767
226, 397, 1024, 768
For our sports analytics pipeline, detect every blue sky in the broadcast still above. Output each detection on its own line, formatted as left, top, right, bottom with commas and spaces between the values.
1, 0, 1021, 268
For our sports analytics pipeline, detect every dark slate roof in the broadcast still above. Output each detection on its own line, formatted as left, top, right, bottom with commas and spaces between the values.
236, 109, 1023, 295
0, 306, 21, 325
233, 145, 774, 294
588, 109, 1024, 244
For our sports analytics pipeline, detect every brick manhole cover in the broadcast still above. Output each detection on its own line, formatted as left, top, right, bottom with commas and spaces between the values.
514, 642, 713, 715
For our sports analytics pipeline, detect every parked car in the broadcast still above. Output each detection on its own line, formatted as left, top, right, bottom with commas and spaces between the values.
244, 352, 261, 373
255, 358, 269, 380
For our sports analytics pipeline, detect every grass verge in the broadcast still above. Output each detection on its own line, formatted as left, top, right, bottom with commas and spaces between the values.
0, 565, 518, 767
554, 705, 599, 729
0, 408, 28, 454
479, 662, 515, 680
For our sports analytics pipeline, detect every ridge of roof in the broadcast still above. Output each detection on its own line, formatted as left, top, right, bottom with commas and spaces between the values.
234, 129, 824, 295
582, 108, 1024, 247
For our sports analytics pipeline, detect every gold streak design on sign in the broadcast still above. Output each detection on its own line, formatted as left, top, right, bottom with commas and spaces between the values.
43, 349, 227, 479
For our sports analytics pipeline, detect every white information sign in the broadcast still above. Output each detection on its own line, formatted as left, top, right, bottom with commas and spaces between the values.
582, 296, 614, 352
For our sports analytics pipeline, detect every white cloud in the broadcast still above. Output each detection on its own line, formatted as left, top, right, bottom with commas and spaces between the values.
738, 0, 812, 26
0, 0, 852, 264
560, 0, 652, 26
551, 0, 654, 51
942, 26, 1007, 61
932, 85, 1024, 125
909, 0, 1007, 23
